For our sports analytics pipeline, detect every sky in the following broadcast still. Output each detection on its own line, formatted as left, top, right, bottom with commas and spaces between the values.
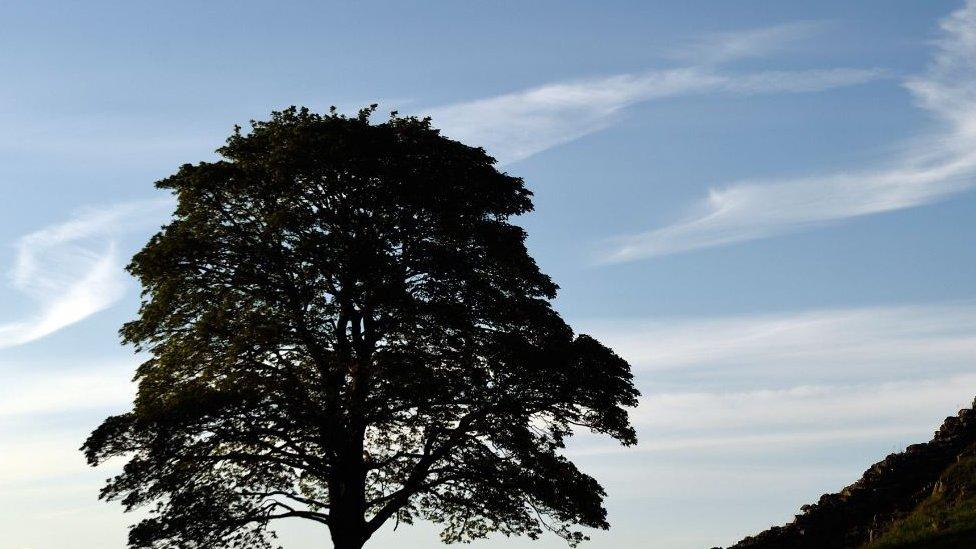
2, 1, 976, 548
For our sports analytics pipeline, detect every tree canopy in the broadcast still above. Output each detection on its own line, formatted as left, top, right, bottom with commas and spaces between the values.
83, 106, 639, 549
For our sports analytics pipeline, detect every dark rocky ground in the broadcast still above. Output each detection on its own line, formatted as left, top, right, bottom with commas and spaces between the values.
715, 398, 976, 549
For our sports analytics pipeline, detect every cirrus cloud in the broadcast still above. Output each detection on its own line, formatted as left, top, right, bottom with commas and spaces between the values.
600, 0, 976, 262
426, 21, 884, 165
0, 199, 170, 350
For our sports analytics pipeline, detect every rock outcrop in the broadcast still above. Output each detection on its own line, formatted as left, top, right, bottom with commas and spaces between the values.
723, 398, 976, 549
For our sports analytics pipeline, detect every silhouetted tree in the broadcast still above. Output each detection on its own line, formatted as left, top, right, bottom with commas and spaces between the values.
84, 106, 639, 549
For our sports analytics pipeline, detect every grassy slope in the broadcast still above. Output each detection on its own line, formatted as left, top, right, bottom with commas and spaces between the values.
864, 450, 976, 549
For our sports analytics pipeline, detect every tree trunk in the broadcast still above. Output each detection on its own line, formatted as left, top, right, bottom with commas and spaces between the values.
329, 530, 367, 549
328, 478, 369, 549
328, 430, 370, 549
329, 320, 373, 549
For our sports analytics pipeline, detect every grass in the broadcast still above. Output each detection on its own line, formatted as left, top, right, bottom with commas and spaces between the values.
864, 451, 976, 548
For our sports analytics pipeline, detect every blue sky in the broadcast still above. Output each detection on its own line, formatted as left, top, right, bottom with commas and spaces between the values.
3, 1, 976, 548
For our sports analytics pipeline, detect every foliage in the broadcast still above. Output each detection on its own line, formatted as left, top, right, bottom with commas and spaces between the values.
83, 106, 639, 549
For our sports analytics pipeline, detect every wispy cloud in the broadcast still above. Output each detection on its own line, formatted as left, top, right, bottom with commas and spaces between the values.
632, 377, 976, 435
600, 0, 976, 262
571, 375, 976, 456
428, 25, 883, 165
0, 370, 133, 420
0, 435, 91, 487
583, 302, 976, 379
666, 21, 829, 64
0, 200, 170, 350
0, 357, 137, 490
575, 303, 976, 454
574, 425, 941, 456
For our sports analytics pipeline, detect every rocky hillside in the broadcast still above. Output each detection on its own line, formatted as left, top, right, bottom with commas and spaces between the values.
864, 448, 976, 548
720, 398, 976, 549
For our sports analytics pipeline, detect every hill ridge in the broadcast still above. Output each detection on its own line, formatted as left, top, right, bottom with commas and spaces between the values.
721, 397, 976, 549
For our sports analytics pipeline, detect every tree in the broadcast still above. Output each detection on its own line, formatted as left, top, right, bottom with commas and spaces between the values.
83, 106, 639, 549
